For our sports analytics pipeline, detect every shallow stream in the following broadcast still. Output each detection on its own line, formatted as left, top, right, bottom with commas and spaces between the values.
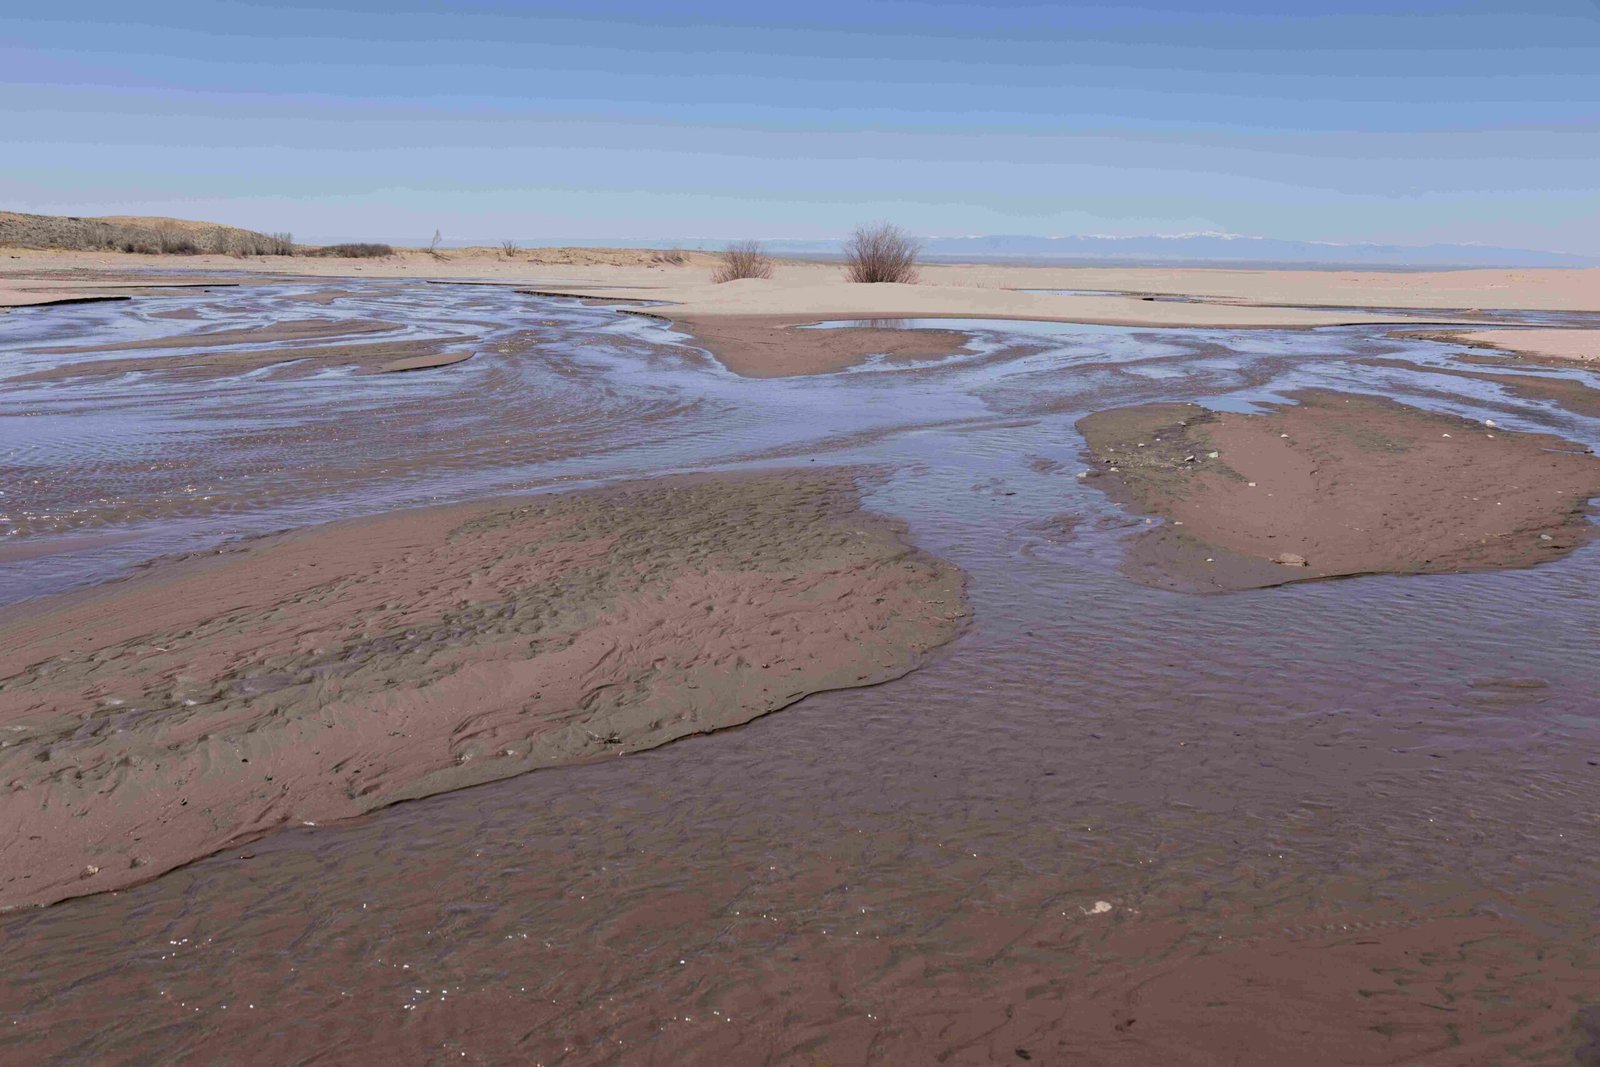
2, 279, 1598, 1063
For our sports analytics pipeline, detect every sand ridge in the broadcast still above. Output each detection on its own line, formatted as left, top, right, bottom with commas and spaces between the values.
0, 470, 967, 910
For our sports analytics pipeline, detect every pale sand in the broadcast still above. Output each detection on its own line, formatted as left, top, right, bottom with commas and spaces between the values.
9, 250, 1595, 318
0, 470, 966, 910
1411, 327, 1600, 366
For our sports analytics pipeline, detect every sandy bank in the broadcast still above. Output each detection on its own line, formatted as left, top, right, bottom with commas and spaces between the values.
1077, 390, 1600, 592
1408, 327, 1600, 366
0, 471, 966, 910
0, 270, 246, 310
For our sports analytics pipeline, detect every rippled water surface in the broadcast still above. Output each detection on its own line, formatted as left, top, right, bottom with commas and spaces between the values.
2, 279, 1599, 1063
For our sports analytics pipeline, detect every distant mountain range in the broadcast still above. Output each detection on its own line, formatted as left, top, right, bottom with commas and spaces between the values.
484, 232, 1598, 269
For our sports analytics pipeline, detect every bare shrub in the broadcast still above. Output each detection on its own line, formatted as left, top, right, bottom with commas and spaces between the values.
313, 243, 394, 258
428, 229, 447, 259
842, 222, 920, 283
711, 240, 773, 283
153, 224, 201, 255
265, 232, 294, 256
501, 239, 518, 256
652, 246, 688, 266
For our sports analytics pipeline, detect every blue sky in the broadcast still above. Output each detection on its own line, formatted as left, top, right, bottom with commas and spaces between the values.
4, 1, 1597, 250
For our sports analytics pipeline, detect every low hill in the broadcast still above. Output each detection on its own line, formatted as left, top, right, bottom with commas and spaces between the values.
0, 211, 294, 256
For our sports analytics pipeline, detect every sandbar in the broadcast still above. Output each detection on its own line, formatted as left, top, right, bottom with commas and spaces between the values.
1077, 390, 1600, 592
0, 470, 965, 909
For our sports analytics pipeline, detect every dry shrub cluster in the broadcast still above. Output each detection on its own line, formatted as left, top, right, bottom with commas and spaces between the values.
711, 240, 773, 283
842, 222, 920, 283
651, 247, 689, 265
309, 243, 394, 258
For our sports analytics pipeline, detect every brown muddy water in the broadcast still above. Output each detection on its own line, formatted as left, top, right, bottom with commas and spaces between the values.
2, 280, 1600, 1064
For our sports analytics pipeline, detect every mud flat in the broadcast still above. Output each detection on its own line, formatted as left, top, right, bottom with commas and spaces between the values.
1078, 389, 1600, 592
0, 471, 965, 910
669, 313, 970, 377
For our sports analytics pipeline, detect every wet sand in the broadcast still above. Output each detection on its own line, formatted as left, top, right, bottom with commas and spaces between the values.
1358, 355, 1600, 421
36, 316, 398, 354
0, 471, 964, 910
12, 337, 473, 382
1078, 390, 1600, 591
667, 314, 970, 377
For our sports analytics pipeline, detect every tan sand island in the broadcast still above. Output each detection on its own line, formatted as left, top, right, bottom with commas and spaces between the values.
1077, 390, 1600, 592
1406, 327, 1600, 366
0, 471, 966, 910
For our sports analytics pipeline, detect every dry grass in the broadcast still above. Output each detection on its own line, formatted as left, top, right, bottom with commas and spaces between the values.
711, 240, 774, 283
501, 239, 519, 257
843, 222, 920, 283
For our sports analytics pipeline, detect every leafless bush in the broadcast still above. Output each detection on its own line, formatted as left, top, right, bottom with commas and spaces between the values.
711, 240, 773, 283
501, 239, 518, 256
152, 224, 201, 255
842, 222, 920, 283
428, 229, 447, 259
651, 246, 688, 266
265, 232, 295, 256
